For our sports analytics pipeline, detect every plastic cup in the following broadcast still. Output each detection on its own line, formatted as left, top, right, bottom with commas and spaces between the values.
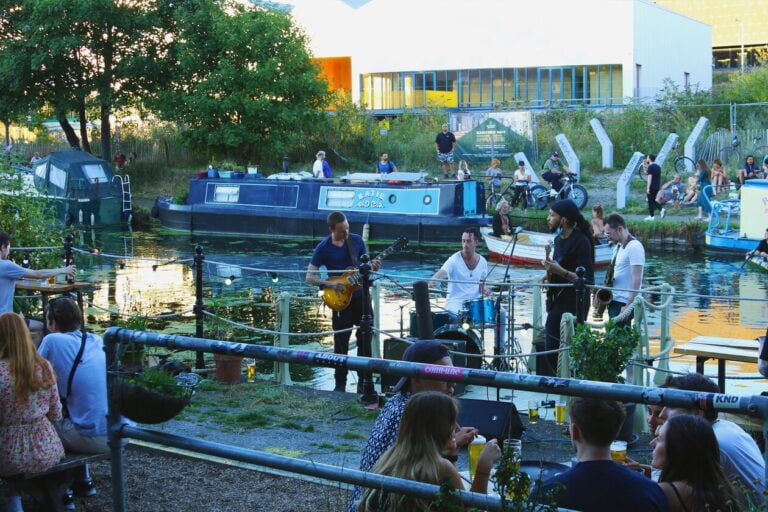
468, 434, 487, 480
528, 399, 539, 424
246, 360, 257, 383
555, 401, 567, 424
47, 275, 56, 285
610, 440, 627, 463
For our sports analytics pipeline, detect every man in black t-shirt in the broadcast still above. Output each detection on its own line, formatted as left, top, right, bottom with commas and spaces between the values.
644, 154, 662, 221
435, 123, 457, 179
748, 228, 768, 260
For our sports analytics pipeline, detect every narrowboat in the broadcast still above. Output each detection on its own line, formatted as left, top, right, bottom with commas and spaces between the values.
15, 150, 132, 226
706, 179, 767, 253
153, 172, 492, 243
480, 227, 614, 266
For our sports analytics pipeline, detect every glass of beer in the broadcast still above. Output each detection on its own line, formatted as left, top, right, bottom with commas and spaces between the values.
47, 275, 56, 285
503, 438, 522, 470
468, 434, 487, 480
555, 400, 567, 425
528, 399, 540, 424
246, 359, 257, 383
610, 440, 627, 463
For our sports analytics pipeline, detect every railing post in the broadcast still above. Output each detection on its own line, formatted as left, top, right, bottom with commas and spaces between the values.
655, 284, 672, 386
193, 245, 205, 369
64, 234, 74, 283
574, 267, 586, 324
530, 283, 543, 373
275, 292, 293, 385
104, 332, 127, 512
371, 280, 381, 359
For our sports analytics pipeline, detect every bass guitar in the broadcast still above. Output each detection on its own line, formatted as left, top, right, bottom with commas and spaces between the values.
544, 242, 563, 311
322, 236, 408, 312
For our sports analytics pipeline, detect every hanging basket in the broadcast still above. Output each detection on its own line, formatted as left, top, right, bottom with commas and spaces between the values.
112, 376, 191, 424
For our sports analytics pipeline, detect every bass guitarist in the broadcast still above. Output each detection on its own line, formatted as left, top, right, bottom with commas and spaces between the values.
540, 200, 595, 376
306, 211, 381, 393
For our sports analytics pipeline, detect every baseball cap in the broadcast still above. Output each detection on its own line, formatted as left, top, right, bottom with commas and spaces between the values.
393, 340, 451, 393
551, 151, 559, 157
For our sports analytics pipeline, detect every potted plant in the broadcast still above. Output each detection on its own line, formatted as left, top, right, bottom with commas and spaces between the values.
113, 368, 192, 424
569, 320, 639, 441
206, 319, 244, 384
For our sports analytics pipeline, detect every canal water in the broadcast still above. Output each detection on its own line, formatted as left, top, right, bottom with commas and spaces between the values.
65, 227, 767, 397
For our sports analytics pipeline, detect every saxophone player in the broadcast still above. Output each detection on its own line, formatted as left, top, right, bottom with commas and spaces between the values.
602, 214, 645, 327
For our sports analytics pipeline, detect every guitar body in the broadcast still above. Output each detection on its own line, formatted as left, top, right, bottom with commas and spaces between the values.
319, 236, 409, 312
323, 268, 360, 312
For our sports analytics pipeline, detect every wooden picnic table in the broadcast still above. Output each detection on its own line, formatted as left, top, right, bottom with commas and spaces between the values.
674, 336, 760, 392
16, 280, 92, 334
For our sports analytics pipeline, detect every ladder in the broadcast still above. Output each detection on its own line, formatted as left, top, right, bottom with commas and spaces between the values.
112, 174, 132, 214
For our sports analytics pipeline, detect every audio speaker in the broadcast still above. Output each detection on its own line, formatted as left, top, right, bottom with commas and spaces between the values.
382, 337, 468, 395
457, 398, 524, 442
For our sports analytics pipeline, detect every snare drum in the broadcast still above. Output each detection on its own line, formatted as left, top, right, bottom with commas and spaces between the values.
462, 298, 495, 327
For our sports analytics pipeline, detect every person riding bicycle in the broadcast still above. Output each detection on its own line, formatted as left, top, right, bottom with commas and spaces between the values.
510, 161, 532, 209
542, 151, 568, 191
485, 159, 503, 189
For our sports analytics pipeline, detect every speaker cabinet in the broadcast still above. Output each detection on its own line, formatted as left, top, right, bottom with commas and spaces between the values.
382, 337, 468, 395
458, 398, 524, 442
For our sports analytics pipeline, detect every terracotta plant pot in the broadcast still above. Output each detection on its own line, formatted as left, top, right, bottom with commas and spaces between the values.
214, 354, 243, 384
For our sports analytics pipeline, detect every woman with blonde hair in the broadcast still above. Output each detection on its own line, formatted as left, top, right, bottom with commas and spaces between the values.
457, 160, 471, 181
359, 391, 500, 511
711, 159, 729, 192
0, 312, 65, 510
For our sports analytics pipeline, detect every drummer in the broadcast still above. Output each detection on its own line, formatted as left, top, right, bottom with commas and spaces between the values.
429, 227, 507, 346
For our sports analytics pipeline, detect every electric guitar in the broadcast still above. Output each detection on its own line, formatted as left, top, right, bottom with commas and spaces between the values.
544, 242, 560, 310
322, 236, 408, 312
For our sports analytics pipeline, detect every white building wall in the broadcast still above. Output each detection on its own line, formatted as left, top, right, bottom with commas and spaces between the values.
632, 1, 712, 98
284, 0, 711, 104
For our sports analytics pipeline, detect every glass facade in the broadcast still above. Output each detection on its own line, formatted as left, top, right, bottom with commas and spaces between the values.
361, 64, 622, 111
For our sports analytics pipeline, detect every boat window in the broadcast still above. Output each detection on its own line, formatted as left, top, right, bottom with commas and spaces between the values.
213, 185, 240, 203
34, 162, 47, 179
325, 189, 355, 208
82, 164, 108, 184
49, 164, 67, 190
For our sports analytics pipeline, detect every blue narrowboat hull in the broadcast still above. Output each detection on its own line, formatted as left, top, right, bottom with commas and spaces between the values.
705, 231, 760, 253
154, 177, 492, 243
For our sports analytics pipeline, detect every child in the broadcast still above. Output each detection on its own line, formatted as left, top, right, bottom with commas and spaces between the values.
591, 204, 605, 240
457, 160, 471, 181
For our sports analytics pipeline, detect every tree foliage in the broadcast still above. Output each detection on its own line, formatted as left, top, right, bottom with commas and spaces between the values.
150, 0, 330, 164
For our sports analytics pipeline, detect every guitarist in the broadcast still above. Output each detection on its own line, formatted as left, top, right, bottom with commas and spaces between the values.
540, 200, 595, 377
306, 212, 381, 393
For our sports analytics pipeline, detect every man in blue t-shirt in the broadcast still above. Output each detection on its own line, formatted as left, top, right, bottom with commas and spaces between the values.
533, 397, 668, 512
0, 232, 77, 342
306, 212, 381, 392
375, 153, 397, 174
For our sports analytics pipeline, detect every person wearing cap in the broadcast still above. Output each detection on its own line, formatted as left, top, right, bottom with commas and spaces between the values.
510, 160, 532, 210
347, 341, 478, 512
540, 200, 595, 376
542, 151, 568, 192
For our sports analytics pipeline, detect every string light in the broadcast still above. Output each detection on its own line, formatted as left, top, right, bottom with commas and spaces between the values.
90, 248, 101, 255
224, 275, 236, 286
270, 272, 279, 283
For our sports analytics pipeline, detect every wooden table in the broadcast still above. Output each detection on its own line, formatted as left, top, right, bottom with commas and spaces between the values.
16, 280, 92, 334
674, 336, 759, 392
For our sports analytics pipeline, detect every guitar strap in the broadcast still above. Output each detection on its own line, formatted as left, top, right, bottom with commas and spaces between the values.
346, 238, 359, 266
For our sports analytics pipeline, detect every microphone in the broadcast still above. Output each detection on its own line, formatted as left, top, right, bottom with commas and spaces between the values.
514, 226, 524, 235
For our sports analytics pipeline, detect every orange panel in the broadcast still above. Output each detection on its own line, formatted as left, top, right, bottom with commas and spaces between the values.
313, 56, 352, 94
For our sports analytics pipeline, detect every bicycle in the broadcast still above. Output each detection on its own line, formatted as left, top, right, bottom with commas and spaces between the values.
531, 172, 588, 210
636, 143, 694, 181
486, 179, 543, 210
719, 135, 768, 168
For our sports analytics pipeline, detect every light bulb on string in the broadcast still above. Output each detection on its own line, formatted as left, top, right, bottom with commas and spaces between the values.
270, 272, 279, 283
224, 275, 236, 286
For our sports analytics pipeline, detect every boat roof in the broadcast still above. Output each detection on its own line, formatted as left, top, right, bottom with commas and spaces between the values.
341, 171, 427, 183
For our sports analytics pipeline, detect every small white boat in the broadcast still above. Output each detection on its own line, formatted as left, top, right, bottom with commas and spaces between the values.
480, 227, 613, 266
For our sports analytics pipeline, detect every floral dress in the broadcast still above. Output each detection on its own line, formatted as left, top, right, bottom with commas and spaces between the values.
0, 359, 65, 476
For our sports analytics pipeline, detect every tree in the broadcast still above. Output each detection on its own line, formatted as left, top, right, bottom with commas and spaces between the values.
150, 0, 330, 163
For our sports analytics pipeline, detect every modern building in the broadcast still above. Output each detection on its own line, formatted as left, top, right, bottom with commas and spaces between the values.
282, 0, 712, 113
654, 0, 768, 70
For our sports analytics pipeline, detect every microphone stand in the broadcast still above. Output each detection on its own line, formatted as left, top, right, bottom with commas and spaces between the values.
358, 254, 380, 408
493, 228, 522, 375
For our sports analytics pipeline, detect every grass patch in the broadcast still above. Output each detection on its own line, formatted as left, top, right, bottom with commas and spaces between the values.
340, 431, 366, 441
264, 447, 307, 458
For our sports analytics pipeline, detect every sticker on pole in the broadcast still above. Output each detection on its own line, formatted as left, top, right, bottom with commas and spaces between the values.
421, 364, 465, 381
711, 394, 741, 409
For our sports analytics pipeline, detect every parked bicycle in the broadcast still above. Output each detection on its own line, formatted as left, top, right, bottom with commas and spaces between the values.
531, 172, 588, 210
719, 135, 768, 168
636, 143, 695, 181
486, 179, 534, 210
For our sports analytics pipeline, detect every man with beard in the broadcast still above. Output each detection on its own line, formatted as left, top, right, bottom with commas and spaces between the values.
540, 200, 595, 376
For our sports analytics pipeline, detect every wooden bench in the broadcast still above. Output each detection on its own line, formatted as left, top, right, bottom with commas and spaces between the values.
3, 452, 108, 512
674, 336, 760, 392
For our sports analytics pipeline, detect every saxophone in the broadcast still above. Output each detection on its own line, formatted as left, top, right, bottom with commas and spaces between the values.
593, 247, 616, 318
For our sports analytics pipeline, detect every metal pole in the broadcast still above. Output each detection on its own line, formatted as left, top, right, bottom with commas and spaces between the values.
64, 234, 74, 284
104, 331, 127, 512
574, 266, 586, 324
193, 244, 205, 369
358, 254, 378, 406
275, 292, 292, 385
371, 280, 381, 359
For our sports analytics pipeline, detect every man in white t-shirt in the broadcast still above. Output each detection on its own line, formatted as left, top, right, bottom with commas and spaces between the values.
603, 213, 644, 327
430, 228, 507, 347
657, 373, 765, 505
312, 150, 325, 178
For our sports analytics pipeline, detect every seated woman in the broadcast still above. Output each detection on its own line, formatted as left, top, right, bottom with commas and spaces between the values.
0, 312, 65, 511
711, 159, 730, 192
682, 176, 698, 205
492, 199, 513, 237
457, 160, 471, 181
652, 414, 742, 512
358, 391, 500, 511
591, 204, 604, 240
510, 161, 532, 209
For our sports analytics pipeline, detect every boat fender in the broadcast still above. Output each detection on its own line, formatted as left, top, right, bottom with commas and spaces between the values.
64, 212, 73, 227
151, 205, 159, 218
362, 223, 370, 242
90, 213, 95, 225
78, 209, 83, 225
